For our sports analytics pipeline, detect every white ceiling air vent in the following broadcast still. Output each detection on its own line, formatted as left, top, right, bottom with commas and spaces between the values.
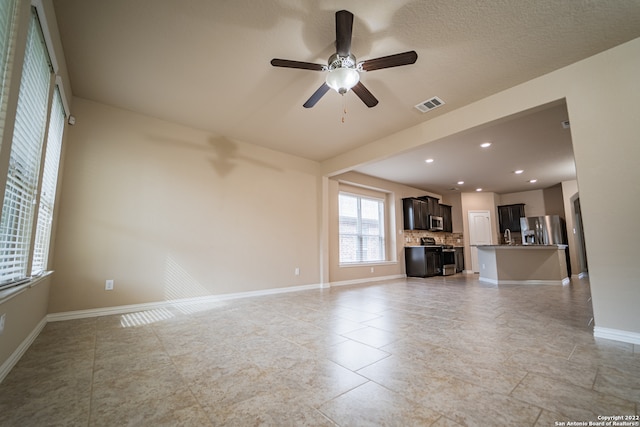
415, 96, 445, 113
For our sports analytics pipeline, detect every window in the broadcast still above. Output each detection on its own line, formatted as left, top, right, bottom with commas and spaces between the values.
0, 8, 65, 290
338, 192, 385, 263
32, 87, 64, 274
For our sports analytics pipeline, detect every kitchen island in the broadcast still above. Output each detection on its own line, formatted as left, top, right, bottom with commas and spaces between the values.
476, 244, 569, 285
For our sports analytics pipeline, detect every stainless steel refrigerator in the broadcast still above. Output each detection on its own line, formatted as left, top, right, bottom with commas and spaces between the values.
520, 215, 567, 245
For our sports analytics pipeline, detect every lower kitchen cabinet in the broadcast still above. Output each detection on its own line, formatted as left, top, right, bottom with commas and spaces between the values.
405, 246, 442, 277
455, 247, 464, 273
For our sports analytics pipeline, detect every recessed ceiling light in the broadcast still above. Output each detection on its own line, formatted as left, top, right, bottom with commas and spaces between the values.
476, 188, 483, 192
514, 170, 524, 174
480, 142, 492, 148
529, 179, 537, 183
425, 158, 434, 163
457, 181, 464, 185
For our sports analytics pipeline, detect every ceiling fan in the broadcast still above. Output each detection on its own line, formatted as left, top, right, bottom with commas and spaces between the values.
270, 10, 418, 108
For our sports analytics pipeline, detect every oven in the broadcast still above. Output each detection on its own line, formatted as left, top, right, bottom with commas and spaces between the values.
441, 246, 456, 276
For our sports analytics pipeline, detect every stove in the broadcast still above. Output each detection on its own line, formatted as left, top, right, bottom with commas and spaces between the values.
419, 238, 456, 275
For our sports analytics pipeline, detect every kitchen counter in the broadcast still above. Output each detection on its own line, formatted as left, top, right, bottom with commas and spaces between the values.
476, 244, 569, 285
476, 244, 568, 250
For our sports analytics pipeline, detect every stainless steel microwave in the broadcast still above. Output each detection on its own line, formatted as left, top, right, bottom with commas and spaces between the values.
429, 215, 444, 231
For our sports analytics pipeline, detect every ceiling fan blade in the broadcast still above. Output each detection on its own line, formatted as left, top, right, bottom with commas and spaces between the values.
335, 10, 354, 57
351, 82, 378, 108
360, 51, 418, 72
303, 83, 331, 108
270, 58, 325, 71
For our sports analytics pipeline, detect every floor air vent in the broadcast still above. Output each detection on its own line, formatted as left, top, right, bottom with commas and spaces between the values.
415, 96, 445, 113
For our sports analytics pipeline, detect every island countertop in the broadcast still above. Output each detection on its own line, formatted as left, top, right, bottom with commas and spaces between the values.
475, 244, 568, 250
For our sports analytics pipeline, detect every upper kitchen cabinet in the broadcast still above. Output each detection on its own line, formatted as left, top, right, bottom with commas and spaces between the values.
498, 203, 526, 232
418, 196, 440, 217
440, 204, 453, 232
403, 198, 428, 230
403, 197, 453, 232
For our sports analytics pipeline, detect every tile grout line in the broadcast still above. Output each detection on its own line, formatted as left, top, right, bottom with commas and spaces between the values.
508, 369, 530, 397
591, 366, 599, 391
566, 344, 577, 360
87, 318, 99, 427
151, 317, 216, 427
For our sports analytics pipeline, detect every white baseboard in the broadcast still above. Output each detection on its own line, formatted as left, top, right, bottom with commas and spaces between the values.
594, 326, 640, 345
0, 316, 47, 383
329, 274, 405, 288
47, 282, 323, 322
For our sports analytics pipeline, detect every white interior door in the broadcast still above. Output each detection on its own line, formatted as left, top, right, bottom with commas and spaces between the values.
468, 210, 492, 273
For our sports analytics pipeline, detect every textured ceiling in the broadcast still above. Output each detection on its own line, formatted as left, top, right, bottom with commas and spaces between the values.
52, 0, 640, 193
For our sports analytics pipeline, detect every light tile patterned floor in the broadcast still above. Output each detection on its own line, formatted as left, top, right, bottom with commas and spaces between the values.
1, 275, 639, 426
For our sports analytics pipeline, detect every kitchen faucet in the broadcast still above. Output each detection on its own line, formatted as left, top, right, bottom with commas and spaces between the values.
504, 229, 512, 245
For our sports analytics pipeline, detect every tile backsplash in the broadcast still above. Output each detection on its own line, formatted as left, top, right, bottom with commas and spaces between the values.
403, 230, 464, 247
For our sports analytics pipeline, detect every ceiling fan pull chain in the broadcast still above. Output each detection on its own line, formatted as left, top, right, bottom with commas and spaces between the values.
342, 94, 347, 123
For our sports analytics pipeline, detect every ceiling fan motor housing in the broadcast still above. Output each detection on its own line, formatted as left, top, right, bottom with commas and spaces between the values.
327, 53, 358, 70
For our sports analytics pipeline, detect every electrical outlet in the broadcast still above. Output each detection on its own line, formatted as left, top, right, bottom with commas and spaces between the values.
105, 280, 114, 291
0, 314, 5, 335
294, 267, 300, 276
370, 267, 374, 273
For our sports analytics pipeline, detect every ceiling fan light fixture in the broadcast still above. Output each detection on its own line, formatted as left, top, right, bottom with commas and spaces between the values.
326, 67, 360, 94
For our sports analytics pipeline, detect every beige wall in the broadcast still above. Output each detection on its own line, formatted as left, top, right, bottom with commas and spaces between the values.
49, 98, 321, 313
498, 184, 566, 219
499, 189, 546, 217
322, 38, 640, 336
543, 184, 565, 218
441, 193, 463, 233
564, 41, 640, 333
0, 279, 50, 377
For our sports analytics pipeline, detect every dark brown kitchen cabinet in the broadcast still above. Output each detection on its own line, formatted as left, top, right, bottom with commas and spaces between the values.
403, 198, 429, 230
498, 203, 525, 232
454, 247, 464, 273
418, 196, 440, 217
440, 204, 453, 232
405, 246, 442, 277
404, 196, 454, 231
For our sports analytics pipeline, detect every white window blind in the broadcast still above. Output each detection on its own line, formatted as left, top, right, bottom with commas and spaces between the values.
338, 192, 385, 264
32, 87, 64, 274
0, 10, 52, 285
0, 0, 19, 142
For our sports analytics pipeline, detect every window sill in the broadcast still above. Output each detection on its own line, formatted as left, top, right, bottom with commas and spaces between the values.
0, 271, 53, 305
339, 261, 397, 268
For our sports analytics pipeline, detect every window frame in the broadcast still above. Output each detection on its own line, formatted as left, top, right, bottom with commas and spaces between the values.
338, 190, 387, 265
0, 3, 69, 292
